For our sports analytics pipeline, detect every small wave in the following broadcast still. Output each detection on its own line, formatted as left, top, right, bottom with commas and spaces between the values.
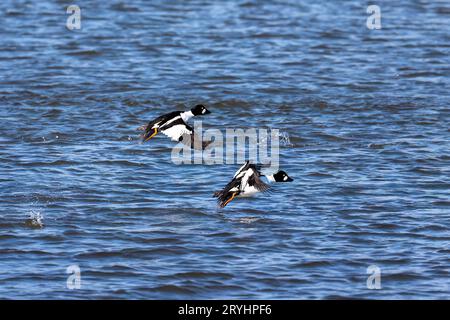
75, 246, 188, 259
147, 285, 196, 294
369, 223, 400, 230
307, 171, 334, 177
20, 160, 79, 167
368, 143, 385, 149
67, 50, 103, 57
292, 260, 333, 268
93, 160, 144, 167
110, 3, 141, 12
431, 200, 450, 207
171, 271, 233, 280
315, 132, 351, 142
383, 272, 425, 282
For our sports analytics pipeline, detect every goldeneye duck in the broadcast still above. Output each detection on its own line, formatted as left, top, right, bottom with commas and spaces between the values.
138, 104, 211, 144
213, 161, 293, 208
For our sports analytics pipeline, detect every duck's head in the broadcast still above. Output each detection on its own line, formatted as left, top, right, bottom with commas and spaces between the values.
191, 104, 211, 116
273, 170, 293, 182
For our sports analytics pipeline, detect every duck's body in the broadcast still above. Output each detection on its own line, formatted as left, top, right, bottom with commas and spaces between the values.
139, 104, 211, 145
213, 161, 293, 208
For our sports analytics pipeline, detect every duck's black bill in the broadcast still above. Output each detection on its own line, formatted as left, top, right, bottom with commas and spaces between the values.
286, 177, 294, 182
204, 109, 211, 114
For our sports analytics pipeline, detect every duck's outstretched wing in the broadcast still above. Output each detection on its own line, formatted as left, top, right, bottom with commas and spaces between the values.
161, 123, 193, 142
241, 168, 270, 193
178, 130, 212, 150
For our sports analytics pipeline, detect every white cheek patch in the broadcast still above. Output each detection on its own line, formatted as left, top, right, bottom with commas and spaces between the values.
284, 176, 288, 181
202, 109, 206, 114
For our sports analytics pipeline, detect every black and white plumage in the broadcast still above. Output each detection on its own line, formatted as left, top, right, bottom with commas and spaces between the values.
213, 161, 293, 208
139, 104, 211, 147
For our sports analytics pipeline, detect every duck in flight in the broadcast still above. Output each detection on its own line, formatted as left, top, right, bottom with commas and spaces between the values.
139, 104, 211, 148
213, 161, 293, 208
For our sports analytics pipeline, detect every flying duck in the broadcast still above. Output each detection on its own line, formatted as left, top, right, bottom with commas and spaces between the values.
213, 161, 293, 208
138, 104, 211, 147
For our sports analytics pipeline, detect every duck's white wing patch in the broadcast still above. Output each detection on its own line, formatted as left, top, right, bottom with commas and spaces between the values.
160, 124, 193, 142
233, 161, 250, 179
239, 168, 254, 191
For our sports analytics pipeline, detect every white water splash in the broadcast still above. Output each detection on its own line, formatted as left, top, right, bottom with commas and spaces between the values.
238, 217, 260, 224
26, 210, 44, 228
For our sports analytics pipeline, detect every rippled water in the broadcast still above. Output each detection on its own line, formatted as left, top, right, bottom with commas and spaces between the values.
1, 0, 449, 299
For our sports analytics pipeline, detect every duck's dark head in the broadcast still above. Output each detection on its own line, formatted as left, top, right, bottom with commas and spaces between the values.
273, 170, 293, 182
191, 104, 211, 116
